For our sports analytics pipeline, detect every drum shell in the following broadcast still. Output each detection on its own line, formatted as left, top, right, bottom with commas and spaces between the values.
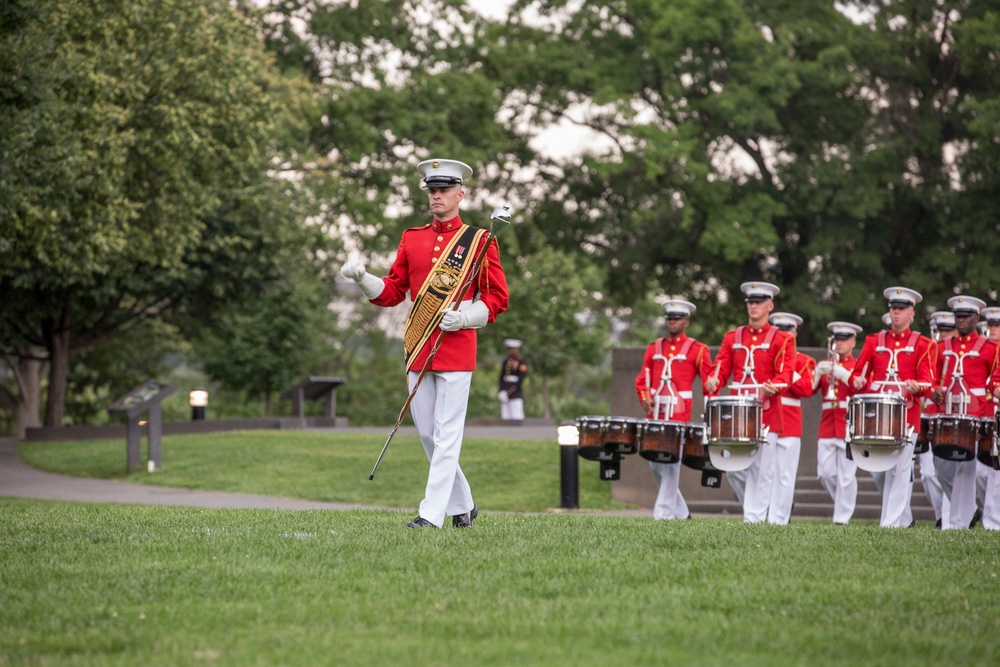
848, 394, 906, 446
931, 414, 980, 462
705, 396, 761, 445
576, 416, 606, 461
979, 417, 999, 466
638, 420, 686, 463
680, 423, 718, 471
602, 417, 640, 454
914, 413, 933, 455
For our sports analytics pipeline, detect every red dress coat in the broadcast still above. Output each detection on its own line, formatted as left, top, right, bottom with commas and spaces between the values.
814, 354, 857, 439
710, 324, 794, 433
372, 216, 509, 371
849, 329, 937, 430
634, 334, 714, 422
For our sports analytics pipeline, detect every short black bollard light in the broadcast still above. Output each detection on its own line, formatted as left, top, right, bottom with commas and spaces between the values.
189, 388, 208, 421
557, 420, 580, 509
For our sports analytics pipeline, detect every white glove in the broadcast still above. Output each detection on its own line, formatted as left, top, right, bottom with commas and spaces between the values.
340, 258, 384, 300
832, 364, 851, 383
439, 300, 489, 331
497, 390, 509, 403
815, 361, 833, 375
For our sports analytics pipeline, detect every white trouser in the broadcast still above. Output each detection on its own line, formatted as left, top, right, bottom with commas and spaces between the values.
981, 462, 1000, 530
500, 397, 524, 420
868, 435, 915, 528
727, 431, 777, 523
917, 449, 948, 526
768, 436, 801, 525
977, 461, 988, 506
816, 437, 858, 524
648, 461, 689, 520
408, 371, 475, 527
934, 457, 978, 530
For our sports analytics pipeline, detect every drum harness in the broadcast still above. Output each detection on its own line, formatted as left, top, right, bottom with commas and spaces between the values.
867, 330, 925, 446
648, 336, 696, 420
939, 336, 987, 415
726, 326, 781, 439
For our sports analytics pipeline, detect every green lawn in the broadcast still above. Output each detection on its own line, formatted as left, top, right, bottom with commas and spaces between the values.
5, 431, 1000, 666
2, 500, 998, 666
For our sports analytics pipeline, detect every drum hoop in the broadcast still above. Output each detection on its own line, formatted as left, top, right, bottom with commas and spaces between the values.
706, 395, 761, 408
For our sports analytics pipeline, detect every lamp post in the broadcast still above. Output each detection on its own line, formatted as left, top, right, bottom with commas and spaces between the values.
557, 420, 579, 509
189, 388, 208, 421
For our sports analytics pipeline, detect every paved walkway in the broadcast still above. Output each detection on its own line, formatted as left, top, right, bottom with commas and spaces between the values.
0, 425, 658, 515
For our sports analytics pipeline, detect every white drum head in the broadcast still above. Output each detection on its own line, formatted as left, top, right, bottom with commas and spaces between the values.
851, 444, 905, 473
707, 443, 759, 472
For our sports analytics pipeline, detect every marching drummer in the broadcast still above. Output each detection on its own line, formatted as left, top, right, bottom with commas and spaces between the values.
634, 299, 714, 520
812, 321, 862, 525
850, 286, 937, 528
767, 312, 816, 525
704, 281, 794, 523
978, 306, 1000, 530
928, 296, 1000, 529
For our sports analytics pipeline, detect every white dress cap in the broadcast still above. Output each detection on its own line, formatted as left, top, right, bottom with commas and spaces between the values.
929, 310, 956, 329
947, 295, 986, 315
417, 159, 473, 189
503, 339, 522, 349
663, 299, 696, 318
769, 312, 802, 329
883, 286, 922, 306
740, 281, 780, 302
981, 307, 1000, 324
827, 321, 862, 338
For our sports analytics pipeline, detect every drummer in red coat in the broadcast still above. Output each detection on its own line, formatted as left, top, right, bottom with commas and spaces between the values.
704, 281, 794, 523
850, 286, 937, 528
768, 312, 816, 525
341, 158, 509, 529
634, 299, 714, 520
812, 321, 862, 524
929, 295, 1000, 530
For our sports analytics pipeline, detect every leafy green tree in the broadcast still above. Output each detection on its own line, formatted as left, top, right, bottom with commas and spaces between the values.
480, 247, 608, 418
0, 0, 315, 427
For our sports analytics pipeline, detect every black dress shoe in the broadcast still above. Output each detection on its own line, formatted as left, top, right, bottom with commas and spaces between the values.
406, 517, 436, 528
935, 518, 942, 530
452, 505, 478, 528
970, 508, 983, 529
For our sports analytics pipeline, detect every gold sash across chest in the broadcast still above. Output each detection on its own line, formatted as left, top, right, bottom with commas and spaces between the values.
403, 224, 489, 372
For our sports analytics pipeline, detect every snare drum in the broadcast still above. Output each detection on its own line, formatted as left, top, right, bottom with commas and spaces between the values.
977, 417, 997, 466
931, 414, 980, 462
914, 413, 933, 454
704, 395, 761, 445
639, 420, 686, 463
847, 394, 906, 446
576, 416, 606, 461
602, 417, 640, 454
681, 423, 716, 470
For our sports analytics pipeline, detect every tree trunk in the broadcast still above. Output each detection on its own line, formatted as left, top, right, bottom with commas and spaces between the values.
264, 391, 273, 417
43, 329, 71, 427
1, 351, 46, 437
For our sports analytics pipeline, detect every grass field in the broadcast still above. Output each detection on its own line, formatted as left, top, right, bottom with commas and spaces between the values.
4, 431, 1000, 666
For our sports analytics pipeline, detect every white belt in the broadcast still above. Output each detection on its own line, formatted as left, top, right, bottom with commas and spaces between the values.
822, 401, 847, 410
503, 375, 520, 383
780, 397, 801, 407
971, 388, 987, 396
656, 390, 693, 399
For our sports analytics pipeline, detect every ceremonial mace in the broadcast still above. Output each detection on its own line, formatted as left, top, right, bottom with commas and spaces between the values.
368, 205, 514, 480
